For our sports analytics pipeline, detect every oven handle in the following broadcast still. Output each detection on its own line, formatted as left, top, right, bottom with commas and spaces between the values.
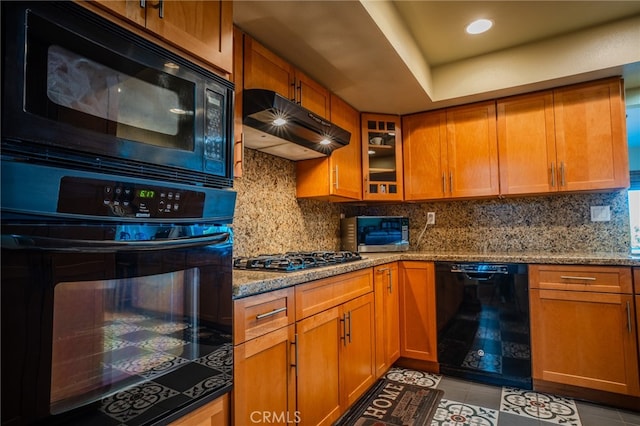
1, 232, 231, 252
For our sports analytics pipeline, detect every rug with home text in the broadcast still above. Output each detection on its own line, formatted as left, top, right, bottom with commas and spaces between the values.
333, 378, 444, 426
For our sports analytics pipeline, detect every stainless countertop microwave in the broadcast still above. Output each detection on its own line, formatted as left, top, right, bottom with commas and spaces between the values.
341, 216, 409, 252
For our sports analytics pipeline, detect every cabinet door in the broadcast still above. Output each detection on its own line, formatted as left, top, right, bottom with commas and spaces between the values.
170, 393, 229, 426
296, 307, 342, 426
374, 263, 400, 377
362, 114, 404, 201
296, 95, 362, 201
92, 0, 146, 26
398, 261, 437, 362
243, 36, 294, 100
497, 91, 557, 195
328, 95, 362, 200
530, 288, 640, 396
145, 1, 233, 73
234, 325, 296, 426
294, 70, 330, 119
446, 102, 499, 198
553, 78, 630, 191
233, 27, 244, 178
340, 293, 376, 408
403, 111, 447, 200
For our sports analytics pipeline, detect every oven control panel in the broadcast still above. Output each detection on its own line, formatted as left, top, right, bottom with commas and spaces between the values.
57, 176, 205, 219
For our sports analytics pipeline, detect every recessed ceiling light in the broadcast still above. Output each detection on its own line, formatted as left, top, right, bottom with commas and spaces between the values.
466, 19, 493, 35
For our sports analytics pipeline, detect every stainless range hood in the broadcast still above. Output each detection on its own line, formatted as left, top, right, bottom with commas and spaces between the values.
242, 89, 351, 161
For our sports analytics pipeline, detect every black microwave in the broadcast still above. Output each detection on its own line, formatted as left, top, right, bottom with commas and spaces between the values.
2, 1, 234, 189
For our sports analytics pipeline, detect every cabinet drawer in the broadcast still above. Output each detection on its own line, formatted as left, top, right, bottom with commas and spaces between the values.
234, 287, 295, 344
529, 265, 632, 294
295, 269, 373, 320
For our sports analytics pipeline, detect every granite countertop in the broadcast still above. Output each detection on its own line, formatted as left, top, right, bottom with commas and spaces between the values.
232, 251, 640, 299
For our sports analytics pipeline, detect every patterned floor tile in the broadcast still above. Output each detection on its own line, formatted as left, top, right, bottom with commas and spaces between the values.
500, 387, 582, 425
385, 366, 442, 388
432, 399, 499, 426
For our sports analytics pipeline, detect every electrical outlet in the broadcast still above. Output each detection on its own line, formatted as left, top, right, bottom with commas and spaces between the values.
590, 205, 611, 222
426, 212, 435, 225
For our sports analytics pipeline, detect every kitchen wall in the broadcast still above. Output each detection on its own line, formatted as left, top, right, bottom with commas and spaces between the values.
232, 149, 342, 257
233, 149, 632, 256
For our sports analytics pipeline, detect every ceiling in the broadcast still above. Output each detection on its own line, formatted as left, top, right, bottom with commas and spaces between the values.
233, 0, 640, 144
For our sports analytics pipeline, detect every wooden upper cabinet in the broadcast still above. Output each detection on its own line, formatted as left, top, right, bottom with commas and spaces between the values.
403, 102, 498, 200
232, 27, 244, 178
403, 111, 447, 200
92, 0, 145, 26
243, 36, 294, 99
446, 101, 500, 198
497, 78, 629, 196
294, 69, 330, 119
90, 0, 233, 73
296, 95, 362, 201
243, 35, 330, 119
362, 114, 404, 201
553, 78, 630, 191
497, 91, 557, 195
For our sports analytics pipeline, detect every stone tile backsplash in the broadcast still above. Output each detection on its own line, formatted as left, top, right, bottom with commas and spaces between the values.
232, 149, 342, 257
233, 149, 631, 257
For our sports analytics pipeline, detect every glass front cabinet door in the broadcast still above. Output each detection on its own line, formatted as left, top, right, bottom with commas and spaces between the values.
361, 113, 403, 201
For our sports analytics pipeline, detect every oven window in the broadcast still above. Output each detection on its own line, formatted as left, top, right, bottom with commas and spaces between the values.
50, 269, 202, 414
25, 11, 195, 152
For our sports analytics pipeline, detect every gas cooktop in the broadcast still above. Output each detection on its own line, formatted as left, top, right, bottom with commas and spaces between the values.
233, 251, 362, 272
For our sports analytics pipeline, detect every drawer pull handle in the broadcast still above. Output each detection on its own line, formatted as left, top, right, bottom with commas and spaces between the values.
256, 306, 287, 320
340, 314, 347, 346
559, 275, 596, 281
627, 301, 632, 334
291, 334, 298, 377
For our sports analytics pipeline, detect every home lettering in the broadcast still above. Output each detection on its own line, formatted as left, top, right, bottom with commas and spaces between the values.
362, 382, 404, 419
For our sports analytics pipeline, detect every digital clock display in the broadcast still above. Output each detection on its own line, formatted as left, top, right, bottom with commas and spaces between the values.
138, 189, 155, 198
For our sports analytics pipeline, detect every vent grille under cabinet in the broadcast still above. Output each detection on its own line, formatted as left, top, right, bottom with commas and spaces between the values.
1, 140, 234, 189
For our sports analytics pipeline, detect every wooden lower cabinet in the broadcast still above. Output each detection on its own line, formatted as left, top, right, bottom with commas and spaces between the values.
296, 292, 375, 426
170, 393, 229, 426
529, 265, 640, 397
233, 288, 296, 425
297, 306, 342, 425
374, 263, 400, 377
341, 293, 377, 407
234, 270, 375, 426
234, 325, 297, 426
398, 261, 437, 362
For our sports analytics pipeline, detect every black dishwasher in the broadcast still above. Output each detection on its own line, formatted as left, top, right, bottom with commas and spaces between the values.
435, 262, 531, 389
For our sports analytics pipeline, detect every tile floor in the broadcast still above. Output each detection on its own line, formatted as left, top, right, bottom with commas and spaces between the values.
385, 367, 640, 426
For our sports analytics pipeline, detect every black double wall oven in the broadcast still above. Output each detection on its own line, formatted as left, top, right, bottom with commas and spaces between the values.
1, 2, 236, 425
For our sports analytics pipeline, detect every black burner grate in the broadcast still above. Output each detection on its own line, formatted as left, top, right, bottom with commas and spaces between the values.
233, 251, 362, 272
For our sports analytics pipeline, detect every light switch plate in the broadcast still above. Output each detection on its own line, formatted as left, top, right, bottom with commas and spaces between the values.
590, 205, 611, 222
